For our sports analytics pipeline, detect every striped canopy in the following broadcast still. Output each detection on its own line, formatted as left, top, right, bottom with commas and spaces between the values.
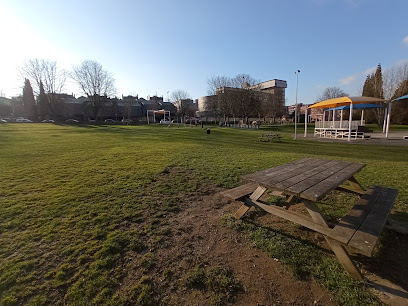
309, 96, 386, 109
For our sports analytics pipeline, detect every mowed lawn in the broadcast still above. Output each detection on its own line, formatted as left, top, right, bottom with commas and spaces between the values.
0, 123, 407, 305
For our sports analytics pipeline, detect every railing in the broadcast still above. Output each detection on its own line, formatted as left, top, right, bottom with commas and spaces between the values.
315, 120, 364, 130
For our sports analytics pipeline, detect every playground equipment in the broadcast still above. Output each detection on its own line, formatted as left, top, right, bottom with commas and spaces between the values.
147, 109, 171, 124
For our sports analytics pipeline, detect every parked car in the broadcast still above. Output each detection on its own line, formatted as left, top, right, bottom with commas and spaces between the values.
66, 119, 79, 123
159, 119, 172, 125
121, 119, 133, 125
16, 118, 33, 123
1, 119, 7, 123
89, 119, 96, 123
104, 119, 116, 124
42, 119, 55, 123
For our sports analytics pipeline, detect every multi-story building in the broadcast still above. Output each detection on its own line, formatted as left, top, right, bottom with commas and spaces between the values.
197, 79, 287, 121
173, 99, 198, 117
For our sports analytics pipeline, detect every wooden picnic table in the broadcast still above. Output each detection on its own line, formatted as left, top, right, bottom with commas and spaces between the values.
221, 158, 398, 281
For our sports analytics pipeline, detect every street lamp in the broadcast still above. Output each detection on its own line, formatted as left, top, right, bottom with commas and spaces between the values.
294, 70, 300, 140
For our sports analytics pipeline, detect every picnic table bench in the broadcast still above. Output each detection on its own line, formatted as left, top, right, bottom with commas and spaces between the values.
220, 158, 398, 281
259, 133, 282, 142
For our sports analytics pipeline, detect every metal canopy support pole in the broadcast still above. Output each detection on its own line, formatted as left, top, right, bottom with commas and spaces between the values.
304, 107, 307, 137
361, 110, 364, 125
332, 109, 335, 127
385, 102, 392, 139
147, 111, 150, 124
347, 102, 353, 142
340, 110, 343, 128
383, 106, 388, 133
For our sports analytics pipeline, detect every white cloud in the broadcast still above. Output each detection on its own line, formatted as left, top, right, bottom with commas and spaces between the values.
403, 36, 408, 45
363, 66, 376, 75
339, 75, 356, 85
339, 65, 377, 87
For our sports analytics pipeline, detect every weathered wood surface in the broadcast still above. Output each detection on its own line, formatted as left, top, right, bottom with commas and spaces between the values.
242, 158, 311, 182
299, 163, 365, 201
220, 182, 258, 200
225, 159, 398, 281
274, 160, 342, 190
243, 158, 365, 202
285, 161, 354, 197
234, 186, 267, 220
347, 186, 398, 256
246, 198, 347, 242
253, 159, 325, 188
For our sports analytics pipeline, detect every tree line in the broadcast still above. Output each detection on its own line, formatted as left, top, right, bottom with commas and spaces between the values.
12, 59, 116, 121
3, 58, 195, 123
317, 62, 408, 125
205, 74, 285, 124
362, 63, 408, 125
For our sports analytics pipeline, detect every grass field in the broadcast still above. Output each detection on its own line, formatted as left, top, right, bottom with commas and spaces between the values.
1, 123, 407, 305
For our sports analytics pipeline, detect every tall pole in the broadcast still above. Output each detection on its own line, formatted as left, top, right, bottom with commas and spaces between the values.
347, 102, 353, 142
385, 102, 391, 139
294, 70, 300, 140
304, 106, 307, 137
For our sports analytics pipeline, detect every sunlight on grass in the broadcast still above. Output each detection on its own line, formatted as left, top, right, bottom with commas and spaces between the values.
0, 124, 407, 305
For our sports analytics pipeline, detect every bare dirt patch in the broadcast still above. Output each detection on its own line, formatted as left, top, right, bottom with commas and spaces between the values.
120, 167, 336, 305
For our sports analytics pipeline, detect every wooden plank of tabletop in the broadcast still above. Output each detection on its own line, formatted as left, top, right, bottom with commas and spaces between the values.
285, 161, 353, 196
258, 158, 330, 190
300, 163, 365, 201
274, 160, 344, 190
242, 158, 311, 182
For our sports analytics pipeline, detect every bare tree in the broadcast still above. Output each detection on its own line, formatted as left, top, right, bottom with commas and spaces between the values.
384, 62, 408, 124
71, 60, 116, 121
170, 89, 191, 102
19, 59, 66, 118
170, 89, 193, 120
207, 75, 231, 95
317, 87, 348, 101
206, 74, 262, 124
206, 76, 231, 122
230, 73, 259, 89
263, 93, 284, 123
383, 62, 408, 100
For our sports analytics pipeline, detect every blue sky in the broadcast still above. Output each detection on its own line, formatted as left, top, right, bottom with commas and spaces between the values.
1, 0, 407, 105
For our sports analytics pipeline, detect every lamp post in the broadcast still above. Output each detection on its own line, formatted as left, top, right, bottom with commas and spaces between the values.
294, 70, 300, 140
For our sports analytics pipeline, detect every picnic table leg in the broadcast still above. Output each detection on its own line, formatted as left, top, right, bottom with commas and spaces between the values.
336, 176, 366, 195
348, 176, 365, 193
302, 200, 364, 281
234, 186, 267, 219
285, 195, 297, 210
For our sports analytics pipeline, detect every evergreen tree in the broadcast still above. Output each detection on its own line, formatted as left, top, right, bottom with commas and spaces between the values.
362, 64, 383, 98
373, 64, 384, 99
38, 81, 49, 120
23, 78, 37, 120
362, 75, 374, 97
362, 64, 385, 125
